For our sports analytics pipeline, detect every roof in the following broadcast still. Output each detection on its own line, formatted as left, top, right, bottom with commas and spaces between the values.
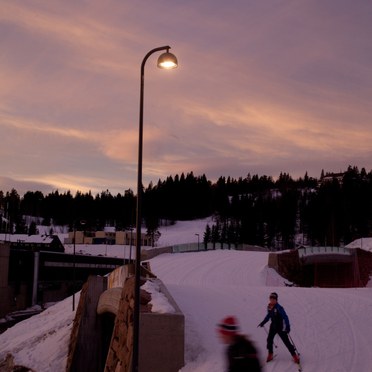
0, 234, 56, 244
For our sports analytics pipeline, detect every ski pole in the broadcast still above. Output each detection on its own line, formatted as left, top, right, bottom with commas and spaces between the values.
263, 326, 278, 349
288, 333, 300, 356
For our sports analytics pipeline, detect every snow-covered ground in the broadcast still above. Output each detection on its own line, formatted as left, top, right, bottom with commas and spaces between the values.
151, 250, 372, 372
0, 293, 80, 371
1, 218, 372, 371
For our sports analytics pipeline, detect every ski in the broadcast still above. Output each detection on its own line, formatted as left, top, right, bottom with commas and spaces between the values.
296, 359, 303, 372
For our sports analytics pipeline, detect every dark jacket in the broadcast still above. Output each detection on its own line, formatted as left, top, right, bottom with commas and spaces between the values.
227, 334, 261, 372
261, 303, 290, 332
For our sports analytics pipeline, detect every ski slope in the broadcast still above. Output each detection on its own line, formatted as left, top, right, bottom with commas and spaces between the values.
150, 250, 372, 372
1, 217, 372, 371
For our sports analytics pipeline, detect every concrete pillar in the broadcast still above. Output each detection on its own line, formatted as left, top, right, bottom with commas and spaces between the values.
0, 242, 11, 317
32, 251, 39, 306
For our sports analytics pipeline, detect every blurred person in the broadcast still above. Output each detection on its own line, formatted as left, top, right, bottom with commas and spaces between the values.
217, 315, 261, 372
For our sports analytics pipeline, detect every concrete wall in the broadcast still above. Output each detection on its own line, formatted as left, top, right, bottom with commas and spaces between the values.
268, 250, 300, 283
0, 243, 30, 317
268, 252, 279, 270
0, 242, 10, 317
141, 246, 173, 261
356, 248, 372, 286
139, 281, 184, 372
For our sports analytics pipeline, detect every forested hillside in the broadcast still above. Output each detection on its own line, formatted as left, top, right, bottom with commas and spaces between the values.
1, 166, 372, 249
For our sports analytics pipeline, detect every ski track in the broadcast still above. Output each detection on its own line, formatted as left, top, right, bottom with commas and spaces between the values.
325, 290, 357, 371
150, 250, 372, 372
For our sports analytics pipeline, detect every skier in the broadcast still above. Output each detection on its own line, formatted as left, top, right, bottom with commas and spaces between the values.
217, 315, 262, 372
258, 292, 300, 364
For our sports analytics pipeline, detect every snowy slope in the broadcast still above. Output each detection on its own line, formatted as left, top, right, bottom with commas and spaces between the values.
150, 250, 372, 372
0, 293, 80, 371
1, 219, 372, 371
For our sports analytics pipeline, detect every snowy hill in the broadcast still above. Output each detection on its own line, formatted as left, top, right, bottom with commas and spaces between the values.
1, 219, 372, 371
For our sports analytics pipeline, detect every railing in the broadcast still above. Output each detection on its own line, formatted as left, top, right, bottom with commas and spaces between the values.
298, 246, 351, 258
170, 243, 267, 253
171, 242, 215, 253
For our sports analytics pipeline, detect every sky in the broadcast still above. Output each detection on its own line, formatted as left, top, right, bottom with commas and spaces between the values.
1, 1, 372, 196
1, 218, 372, 371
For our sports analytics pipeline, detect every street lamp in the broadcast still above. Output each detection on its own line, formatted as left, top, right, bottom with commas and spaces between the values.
129, 226, 134, 262
133, 46, 178, 372
72, 225, 76, 311
72, 220, 86, 311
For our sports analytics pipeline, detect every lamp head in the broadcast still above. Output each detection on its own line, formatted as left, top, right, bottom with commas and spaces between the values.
157, 49, 178, 69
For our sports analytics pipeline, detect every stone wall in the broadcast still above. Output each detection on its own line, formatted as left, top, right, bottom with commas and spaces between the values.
104, 275, 185, 372
104, 276, 136, 372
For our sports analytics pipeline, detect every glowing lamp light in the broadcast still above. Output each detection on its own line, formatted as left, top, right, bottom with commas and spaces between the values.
157, 50, 178, 69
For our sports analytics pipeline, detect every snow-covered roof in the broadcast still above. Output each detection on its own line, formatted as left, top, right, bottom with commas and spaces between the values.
0, 234, 55, 244
346, 237, 372, 253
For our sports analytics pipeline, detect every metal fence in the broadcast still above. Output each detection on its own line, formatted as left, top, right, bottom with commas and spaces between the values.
170, 242, 268, 253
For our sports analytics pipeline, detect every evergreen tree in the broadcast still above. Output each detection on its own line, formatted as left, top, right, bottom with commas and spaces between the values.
28, 221, 38, 235
203, 224, 211, 250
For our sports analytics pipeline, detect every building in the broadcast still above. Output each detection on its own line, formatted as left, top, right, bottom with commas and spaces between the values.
0, 234, 64, 252
65, 229, 152, 247
319, 172, 345, 186
0, 238, 125, 319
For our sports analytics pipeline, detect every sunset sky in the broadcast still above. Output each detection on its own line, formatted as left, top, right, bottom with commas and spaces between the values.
1, 0, 372, 195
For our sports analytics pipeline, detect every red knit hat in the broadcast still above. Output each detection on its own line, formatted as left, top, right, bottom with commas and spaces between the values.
217, 316, 239, 336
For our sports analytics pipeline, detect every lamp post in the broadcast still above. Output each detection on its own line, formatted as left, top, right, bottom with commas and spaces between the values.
129, 226, 134, 262
133, 46, 178, 372
72, 223, 77, 311
72, 220, 86, 311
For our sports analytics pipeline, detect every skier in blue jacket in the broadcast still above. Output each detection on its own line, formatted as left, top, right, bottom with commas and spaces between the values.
258, 292, 300, 364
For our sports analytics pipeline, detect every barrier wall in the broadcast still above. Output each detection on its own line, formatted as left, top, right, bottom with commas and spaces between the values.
104, 275, 184, 372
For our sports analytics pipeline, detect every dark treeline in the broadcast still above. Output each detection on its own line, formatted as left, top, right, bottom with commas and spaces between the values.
0, 188, 137, 235
1, 166, 372, 249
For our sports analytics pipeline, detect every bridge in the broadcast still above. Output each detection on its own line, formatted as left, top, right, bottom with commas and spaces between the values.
0, 241, 126, 319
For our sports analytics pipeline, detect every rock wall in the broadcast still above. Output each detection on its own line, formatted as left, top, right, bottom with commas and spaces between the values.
104, 276, 137, 372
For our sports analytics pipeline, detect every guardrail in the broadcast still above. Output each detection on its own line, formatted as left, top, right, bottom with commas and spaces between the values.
298, 246, 351, 258
170, 243, 267, 253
